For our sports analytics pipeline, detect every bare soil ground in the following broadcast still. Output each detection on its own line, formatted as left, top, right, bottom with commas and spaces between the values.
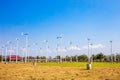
0, 63, 120, 80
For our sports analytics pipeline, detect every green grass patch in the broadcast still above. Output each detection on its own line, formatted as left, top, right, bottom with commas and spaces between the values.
92, 62, 120, 67
37, 62, 120, 67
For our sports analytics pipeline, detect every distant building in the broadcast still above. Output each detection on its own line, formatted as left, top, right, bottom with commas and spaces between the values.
7, 55, 22, 61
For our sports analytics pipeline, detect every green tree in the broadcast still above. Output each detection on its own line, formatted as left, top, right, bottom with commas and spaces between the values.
0, 55, 2, 62
92, 54, 97, 62
96, 53, 105, 62
116, 54, 120, 62
72, 55, 78, 62
66, 56, 71, 62
41, 56, 46, 59
78, 54, 88, 62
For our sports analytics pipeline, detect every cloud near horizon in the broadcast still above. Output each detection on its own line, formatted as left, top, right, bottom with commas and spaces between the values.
67, 46, 81, 51
82, 44, 104, 50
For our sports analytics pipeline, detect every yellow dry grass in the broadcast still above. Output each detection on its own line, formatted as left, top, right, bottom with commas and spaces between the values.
0, 62, 120, 80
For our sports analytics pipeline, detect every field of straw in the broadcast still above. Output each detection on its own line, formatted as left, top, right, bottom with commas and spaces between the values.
0, 62, 120, 80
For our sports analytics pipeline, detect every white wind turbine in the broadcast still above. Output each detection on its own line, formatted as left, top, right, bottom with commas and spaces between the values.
21, 32, 29, 63
57, 34, 63, 63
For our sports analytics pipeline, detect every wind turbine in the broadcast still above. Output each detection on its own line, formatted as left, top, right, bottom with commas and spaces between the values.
87, 38, 90, 63
90, 43, 93, 63
1, 46, 4, 63
76, 45, 79, 62
64, 47, 67, 62
8, 41, 12, 62
39, 48, 42, 62
86, 38, 92, 70
56, 44, 59, 62
22, 47, 25, 62
110, 41, 113, 62
21, 32, 29, 63
28, 45, 30, 62
57, 34, 63, 63
33, 42, 38, 62
5, 44, 7, 63
44, 40, 49, 62
16, 38, 19, 63
69, 41, 72, 62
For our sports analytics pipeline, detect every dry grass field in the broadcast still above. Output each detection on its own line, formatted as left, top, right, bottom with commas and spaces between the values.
0, 62, 120, 80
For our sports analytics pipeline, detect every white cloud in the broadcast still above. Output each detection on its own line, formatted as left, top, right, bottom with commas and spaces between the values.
83, 44, 104, 49
67, 46, 81, 51
92, 44, 104, 49
8, 50, 15, 53
57, 48, 67, 53
47, 49, 52, 53
22, 48, 26, 53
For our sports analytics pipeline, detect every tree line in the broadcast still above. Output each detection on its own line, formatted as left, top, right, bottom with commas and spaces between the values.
0, 52, 120, 62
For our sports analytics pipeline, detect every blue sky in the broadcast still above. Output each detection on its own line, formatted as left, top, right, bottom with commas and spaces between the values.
0, 0, 120, 57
